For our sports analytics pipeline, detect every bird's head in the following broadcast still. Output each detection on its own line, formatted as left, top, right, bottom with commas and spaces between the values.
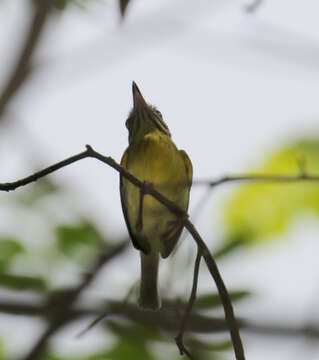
126, 82, 171, 144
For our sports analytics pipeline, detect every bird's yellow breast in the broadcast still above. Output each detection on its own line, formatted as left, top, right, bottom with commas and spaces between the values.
122, 131, 190, 250
127, 133, 186, 187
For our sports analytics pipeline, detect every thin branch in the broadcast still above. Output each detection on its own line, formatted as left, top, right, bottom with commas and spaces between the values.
21, 240, 129, 360
77, 311, 110, 338
4, 145, 316, 357
8, 145, 319, 359
175, 247, 202, 359
2, 151, 319, 193
1, 145, 244, 359
184, 220, 245, 360
3, 297, 319, 341
0, 0, 54, 118
0, 149, 89, 191
195, 173, 319, 188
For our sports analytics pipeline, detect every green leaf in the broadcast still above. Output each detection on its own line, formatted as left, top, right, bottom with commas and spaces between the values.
106, 339, 155, 360
0, 238, 24, 272
0, 273, 47, 291
55, 221, 105, 261
194, 290, 250, 310
102, 321, 159, 360
224, 139, 319, 244
107, 321, 162, 343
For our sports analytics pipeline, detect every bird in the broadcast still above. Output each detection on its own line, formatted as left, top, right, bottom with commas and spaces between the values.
120, 82, 192, 310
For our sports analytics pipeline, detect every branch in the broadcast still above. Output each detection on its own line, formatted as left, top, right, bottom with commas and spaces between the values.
6, 145, 316, 357
175, 247, 202, 359
21, 240, 129, 360
0, 145, 245, 359
0, 0, 54, 118
3, 297, 319, 341
195, 173, 319, 188
183, 220, 245, 359
2, 150, 319, 192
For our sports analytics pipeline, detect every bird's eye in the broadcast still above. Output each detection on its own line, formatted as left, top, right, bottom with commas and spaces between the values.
154, 109, 162, 118
125, 117, 131, 129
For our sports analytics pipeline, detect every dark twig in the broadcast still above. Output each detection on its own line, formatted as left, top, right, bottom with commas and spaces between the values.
3, 297, 319, 341
77, 311, 110, 338
175, 247, 202, 359
0, 145, 246, 358
0, 0, 54, 117
21, 240, 129, 360
0, 149, 89, 191
1, 146, 319, 193
5, 145, 319, 359
193, 172, 319, 188
183, 221, 245, 360
4, 145, 319, 358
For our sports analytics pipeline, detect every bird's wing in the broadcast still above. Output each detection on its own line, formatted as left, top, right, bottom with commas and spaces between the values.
180, 149, 193, 187
160, 150, 193, 258
120, 149, 150, 254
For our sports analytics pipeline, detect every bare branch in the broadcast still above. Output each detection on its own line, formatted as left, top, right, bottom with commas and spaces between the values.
4, 145, 317, 358
183, 220, 245, 360
3, 297, 319, 341
0, 149, 89, 191
194, 173, 319, 188
0, 0, 54, 118
175, 247, 202, 359
1, 145, 243, 359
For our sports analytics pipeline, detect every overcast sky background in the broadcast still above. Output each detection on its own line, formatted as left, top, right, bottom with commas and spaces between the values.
1, 0, 319, 359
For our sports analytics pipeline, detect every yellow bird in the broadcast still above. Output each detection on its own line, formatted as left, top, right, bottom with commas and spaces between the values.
120, 82, 192, 310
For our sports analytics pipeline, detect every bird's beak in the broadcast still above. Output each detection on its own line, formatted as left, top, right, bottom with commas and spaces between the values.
132, 81, 147, 108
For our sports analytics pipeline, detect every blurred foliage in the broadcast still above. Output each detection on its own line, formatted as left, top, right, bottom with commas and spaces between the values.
0, 164, 250, 360
105, 322, 158, 360
194, 290, 250, 310
0, 273, 46, 291
224, 139, 319, 245
55, 220, 105, 262
0, 238, 24, 272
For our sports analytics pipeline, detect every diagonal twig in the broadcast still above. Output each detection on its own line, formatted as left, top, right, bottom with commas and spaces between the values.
184, 220, 245, 360
4, 145, 319, 358
175, 247, 202, 359
0, 145, 246, 360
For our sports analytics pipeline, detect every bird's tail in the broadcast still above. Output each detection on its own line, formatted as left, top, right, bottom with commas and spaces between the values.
139, 251, 161, 310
